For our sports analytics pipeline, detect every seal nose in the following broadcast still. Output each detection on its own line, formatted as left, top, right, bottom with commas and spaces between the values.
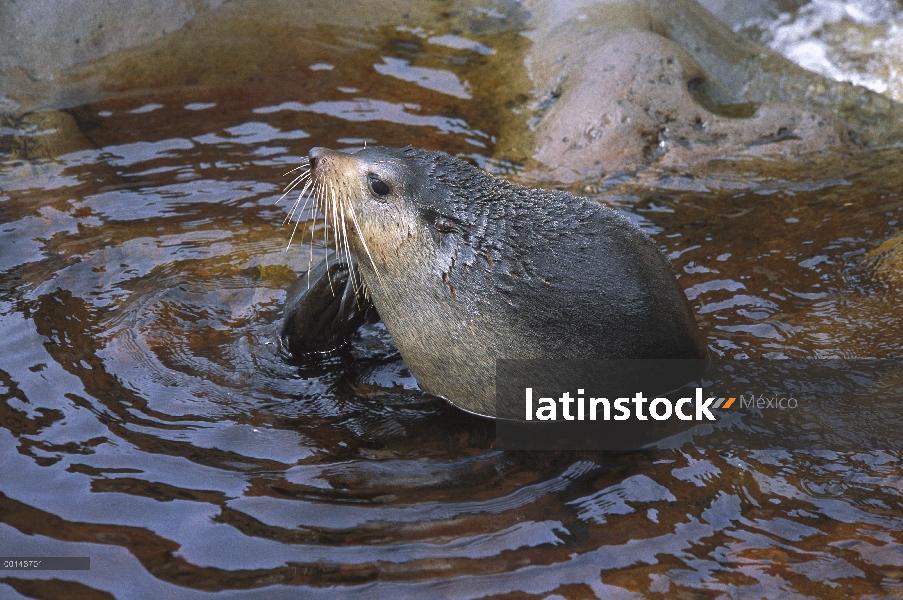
308, 146, 327, 171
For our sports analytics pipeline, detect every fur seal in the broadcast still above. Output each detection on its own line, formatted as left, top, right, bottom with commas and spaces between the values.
281, 146, 707, 416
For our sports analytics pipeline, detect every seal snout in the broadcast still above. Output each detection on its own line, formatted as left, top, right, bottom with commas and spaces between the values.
308, 146, 329, 172
308, 146, 354, 177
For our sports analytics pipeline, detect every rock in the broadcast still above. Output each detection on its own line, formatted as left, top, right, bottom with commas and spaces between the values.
696, 0, 808, 30
497, 0, 903, 180
862, 235, 903, 288
0, 110, 90, 160
0, 110, 95, 183
0, 0, 225, 112
531, 30, 857, 181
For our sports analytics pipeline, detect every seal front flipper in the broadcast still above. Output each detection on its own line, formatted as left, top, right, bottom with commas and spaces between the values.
280, 256, 377, 359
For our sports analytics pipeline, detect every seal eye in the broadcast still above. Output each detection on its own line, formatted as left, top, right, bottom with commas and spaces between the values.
368, 175, 391, 197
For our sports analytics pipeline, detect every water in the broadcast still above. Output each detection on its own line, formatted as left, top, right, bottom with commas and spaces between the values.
736, 0, 903, 102
2, 3, 903, 598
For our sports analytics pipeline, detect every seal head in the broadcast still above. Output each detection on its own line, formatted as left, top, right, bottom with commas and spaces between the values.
301, 145, 707, 416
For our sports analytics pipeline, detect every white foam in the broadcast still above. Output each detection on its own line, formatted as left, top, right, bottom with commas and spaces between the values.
746, 0, 903, 101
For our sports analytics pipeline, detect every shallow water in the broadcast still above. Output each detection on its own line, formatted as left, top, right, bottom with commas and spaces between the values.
2, 5, 903, 599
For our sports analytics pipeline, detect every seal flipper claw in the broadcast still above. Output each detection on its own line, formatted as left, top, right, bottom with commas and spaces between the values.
280, 256, 377, 359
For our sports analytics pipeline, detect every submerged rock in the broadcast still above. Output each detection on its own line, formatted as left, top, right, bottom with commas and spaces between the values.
863, 234, 903, 288
0, 110, 89, 160
0, 110, 95, 183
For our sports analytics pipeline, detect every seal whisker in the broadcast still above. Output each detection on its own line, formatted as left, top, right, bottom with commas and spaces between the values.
306, 179, 321, 288
335, 182, 349, 258
338, 182, 361, 297
284, 193, 305, 227
285, 176, 314, 224
322, 181, 340, 298
284, 197, 301, 227
306, 178, 325, 289
282, 168, 310, 193
283, 178, 313, 226
312, 178, 338, 297
337, 181, 363, 306
314, 179, 326, 249
320, 180, 333, 266
283, 175, 312, 224
283, 160, 310, 177
331, 180, 354, 302
330, 182, 342, 258
339, 197, 355, 296
286, 205, 306, 250
297, 178, 317, 221
323, 180, 335, 257
285, 175, 317, 248
345, 197, 386, 289
278, 168, 310, 204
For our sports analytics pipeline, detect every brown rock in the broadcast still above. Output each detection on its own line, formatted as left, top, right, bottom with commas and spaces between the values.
532, 31, 857, 181
499, 0, 903, 181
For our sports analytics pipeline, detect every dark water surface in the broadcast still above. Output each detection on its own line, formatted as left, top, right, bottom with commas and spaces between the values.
2, 13, 903, 600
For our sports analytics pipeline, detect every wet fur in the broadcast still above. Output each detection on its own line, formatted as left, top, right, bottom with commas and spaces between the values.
288, 146, 707, 416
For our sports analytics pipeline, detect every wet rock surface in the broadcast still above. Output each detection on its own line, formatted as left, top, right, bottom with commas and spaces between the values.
505, 0, 903, 179
530, 29, 859, 180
